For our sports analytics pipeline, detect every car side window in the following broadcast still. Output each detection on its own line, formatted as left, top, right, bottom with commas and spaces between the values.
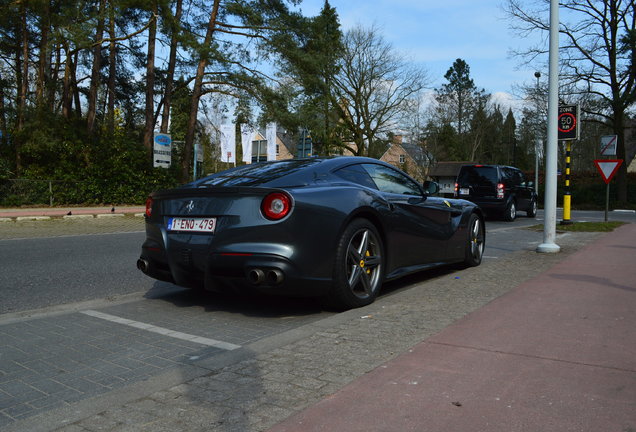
333, 164, 378, 190
510, 169, 522, 186
517, 170, 526, 186
501, 168, 512, 184
361, 164, 422, 196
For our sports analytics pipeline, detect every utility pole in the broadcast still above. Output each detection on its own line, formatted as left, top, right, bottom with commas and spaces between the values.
534, 71, 541, 196
537, 0, 561, 254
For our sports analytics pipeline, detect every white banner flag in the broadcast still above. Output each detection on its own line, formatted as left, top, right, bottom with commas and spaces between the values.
219, 124, 236, 163
266, 122, 277, 161
240, 124, 255, 163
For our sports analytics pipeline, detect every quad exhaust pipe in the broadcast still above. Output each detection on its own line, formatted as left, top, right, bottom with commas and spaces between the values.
137, 258, 149, 273
266, 269, 284, 285
247, 269, 265, 284
247, 268, 284, 285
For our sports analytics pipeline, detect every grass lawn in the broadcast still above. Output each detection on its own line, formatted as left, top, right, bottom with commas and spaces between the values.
527, 221, 627, 232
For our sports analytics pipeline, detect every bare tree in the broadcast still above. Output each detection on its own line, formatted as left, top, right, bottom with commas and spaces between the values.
333, 25, 429, 156
505, 0, 635, 202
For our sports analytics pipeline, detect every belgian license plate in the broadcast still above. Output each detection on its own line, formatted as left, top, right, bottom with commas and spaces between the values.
460, 188, 470, 195
168, 217, 216, 233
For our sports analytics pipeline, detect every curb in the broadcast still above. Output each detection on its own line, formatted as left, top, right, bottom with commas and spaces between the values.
0, 211, 145, 222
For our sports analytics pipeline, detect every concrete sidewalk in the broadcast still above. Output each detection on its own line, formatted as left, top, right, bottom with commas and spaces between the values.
268, 224, 636, 432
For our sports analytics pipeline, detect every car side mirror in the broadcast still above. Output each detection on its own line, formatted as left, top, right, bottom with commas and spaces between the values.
423, 181, 439, 196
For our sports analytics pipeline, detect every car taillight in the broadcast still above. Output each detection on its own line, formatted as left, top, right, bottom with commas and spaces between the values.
454, 182, 459, 196
261, 192, 291, 220
497, 183, 505, 199
145, 196, 153, 218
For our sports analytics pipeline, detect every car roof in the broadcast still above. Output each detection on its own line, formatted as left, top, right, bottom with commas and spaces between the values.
190, 156, 390, 188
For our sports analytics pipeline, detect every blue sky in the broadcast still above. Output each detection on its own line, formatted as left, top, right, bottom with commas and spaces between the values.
295, 0, 547, 106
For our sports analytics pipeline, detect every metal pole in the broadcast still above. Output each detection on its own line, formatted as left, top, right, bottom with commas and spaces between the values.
537, 0, 561, 254
534, 72, 541, 196
193, 143, 199, 181
535, 139, 540, 195
561, 140, 572, 224
605, 183, 610, 222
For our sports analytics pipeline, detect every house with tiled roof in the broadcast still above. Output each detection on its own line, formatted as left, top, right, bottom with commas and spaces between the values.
379, 135, 433, 182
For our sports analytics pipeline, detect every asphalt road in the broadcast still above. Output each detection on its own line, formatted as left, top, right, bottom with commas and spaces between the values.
0, 231, 150, 314
0, 210, 630, 430
0, 209, 633, 315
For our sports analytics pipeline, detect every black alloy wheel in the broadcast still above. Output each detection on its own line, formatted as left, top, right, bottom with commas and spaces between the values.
330, 219, 384, 309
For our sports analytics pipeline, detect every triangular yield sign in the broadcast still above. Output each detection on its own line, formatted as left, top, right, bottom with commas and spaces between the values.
594, 159, 623, 184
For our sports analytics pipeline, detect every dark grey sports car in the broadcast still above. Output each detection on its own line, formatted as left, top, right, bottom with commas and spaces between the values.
138, 157, 485, 309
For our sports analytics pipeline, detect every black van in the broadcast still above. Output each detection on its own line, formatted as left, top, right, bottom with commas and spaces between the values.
455, 164, 537, 221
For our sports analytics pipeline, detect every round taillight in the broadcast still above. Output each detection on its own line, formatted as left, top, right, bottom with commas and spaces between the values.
261, 192, 291, 220
145, 197, 153, 218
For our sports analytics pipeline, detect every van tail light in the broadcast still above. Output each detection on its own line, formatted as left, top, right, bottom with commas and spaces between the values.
261, 192, 291, 220
497, 183, 505, 199
145, 196, 153, 218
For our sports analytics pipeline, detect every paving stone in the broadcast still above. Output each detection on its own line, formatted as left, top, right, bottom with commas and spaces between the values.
0, 233, 604, 432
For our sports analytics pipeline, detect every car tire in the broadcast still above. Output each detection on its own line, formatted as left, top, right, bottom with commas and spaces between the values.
526, 198, 538, 218
503, 200, 516, 222
463, 213, 485, 267
328, 219, 384, 310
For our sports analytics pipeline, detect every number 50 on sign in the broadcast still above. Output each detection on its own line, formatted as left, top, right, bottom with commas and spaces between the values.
558, 105, 580, 141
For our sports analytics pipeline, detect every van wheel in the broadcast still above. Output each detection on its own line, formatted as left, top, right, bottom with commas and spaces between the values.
503, 200, 516, 222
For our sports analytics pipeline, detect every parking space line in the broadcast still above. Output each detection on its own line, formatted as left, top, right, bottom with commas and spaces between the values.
80, 310, 241, 351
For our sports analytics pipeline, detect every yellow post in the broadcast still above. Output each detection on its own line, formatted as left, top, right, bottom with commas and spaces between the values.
561, 141, 573, 224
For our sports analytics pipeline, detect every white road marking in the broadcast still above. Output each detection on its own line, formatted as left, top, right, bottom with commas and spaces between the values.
80, 310, 241, 351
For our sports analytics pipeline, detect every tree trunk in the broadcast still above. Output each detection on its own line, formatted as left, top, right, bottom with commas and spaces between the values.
0, 72, 7, 147
61, 45, 73, 119
15, 5, 29, 173
87, 0, 106, 133
182, 0, 221, 182
160, 0, 182, 134
613, 106, 627, 203
49, 43, 61, 112
107, 6, 117, 132
144, 5, 158, 154
36, 1, 51, 109
71, 52, 81, 117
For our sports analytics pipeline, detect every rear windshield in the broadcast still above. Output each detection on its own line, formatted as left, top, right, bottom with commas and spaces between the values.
457, 166, 498, 187
193, 159, 320, 187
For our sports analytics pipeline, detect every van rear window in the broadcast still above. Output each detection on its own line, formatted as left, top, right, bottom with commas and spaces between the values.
458, 166, 498, 187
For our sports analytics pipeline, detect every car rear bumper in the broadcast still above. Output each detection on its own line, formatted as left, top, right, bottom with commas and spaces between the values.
139, 246, 331, 298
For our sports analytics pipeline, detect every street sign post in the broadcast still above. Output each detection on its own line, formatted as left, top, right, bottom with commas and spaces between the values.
594, 159, 623, 222
558, 104, 579, 224
153, 133, 172, 168
557, 105, 579, 141
600, 135, 617, 156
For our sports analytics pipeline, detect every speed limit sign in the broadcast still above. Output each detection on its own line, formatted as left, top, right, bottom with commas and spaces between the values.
558, 105, 580, 140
